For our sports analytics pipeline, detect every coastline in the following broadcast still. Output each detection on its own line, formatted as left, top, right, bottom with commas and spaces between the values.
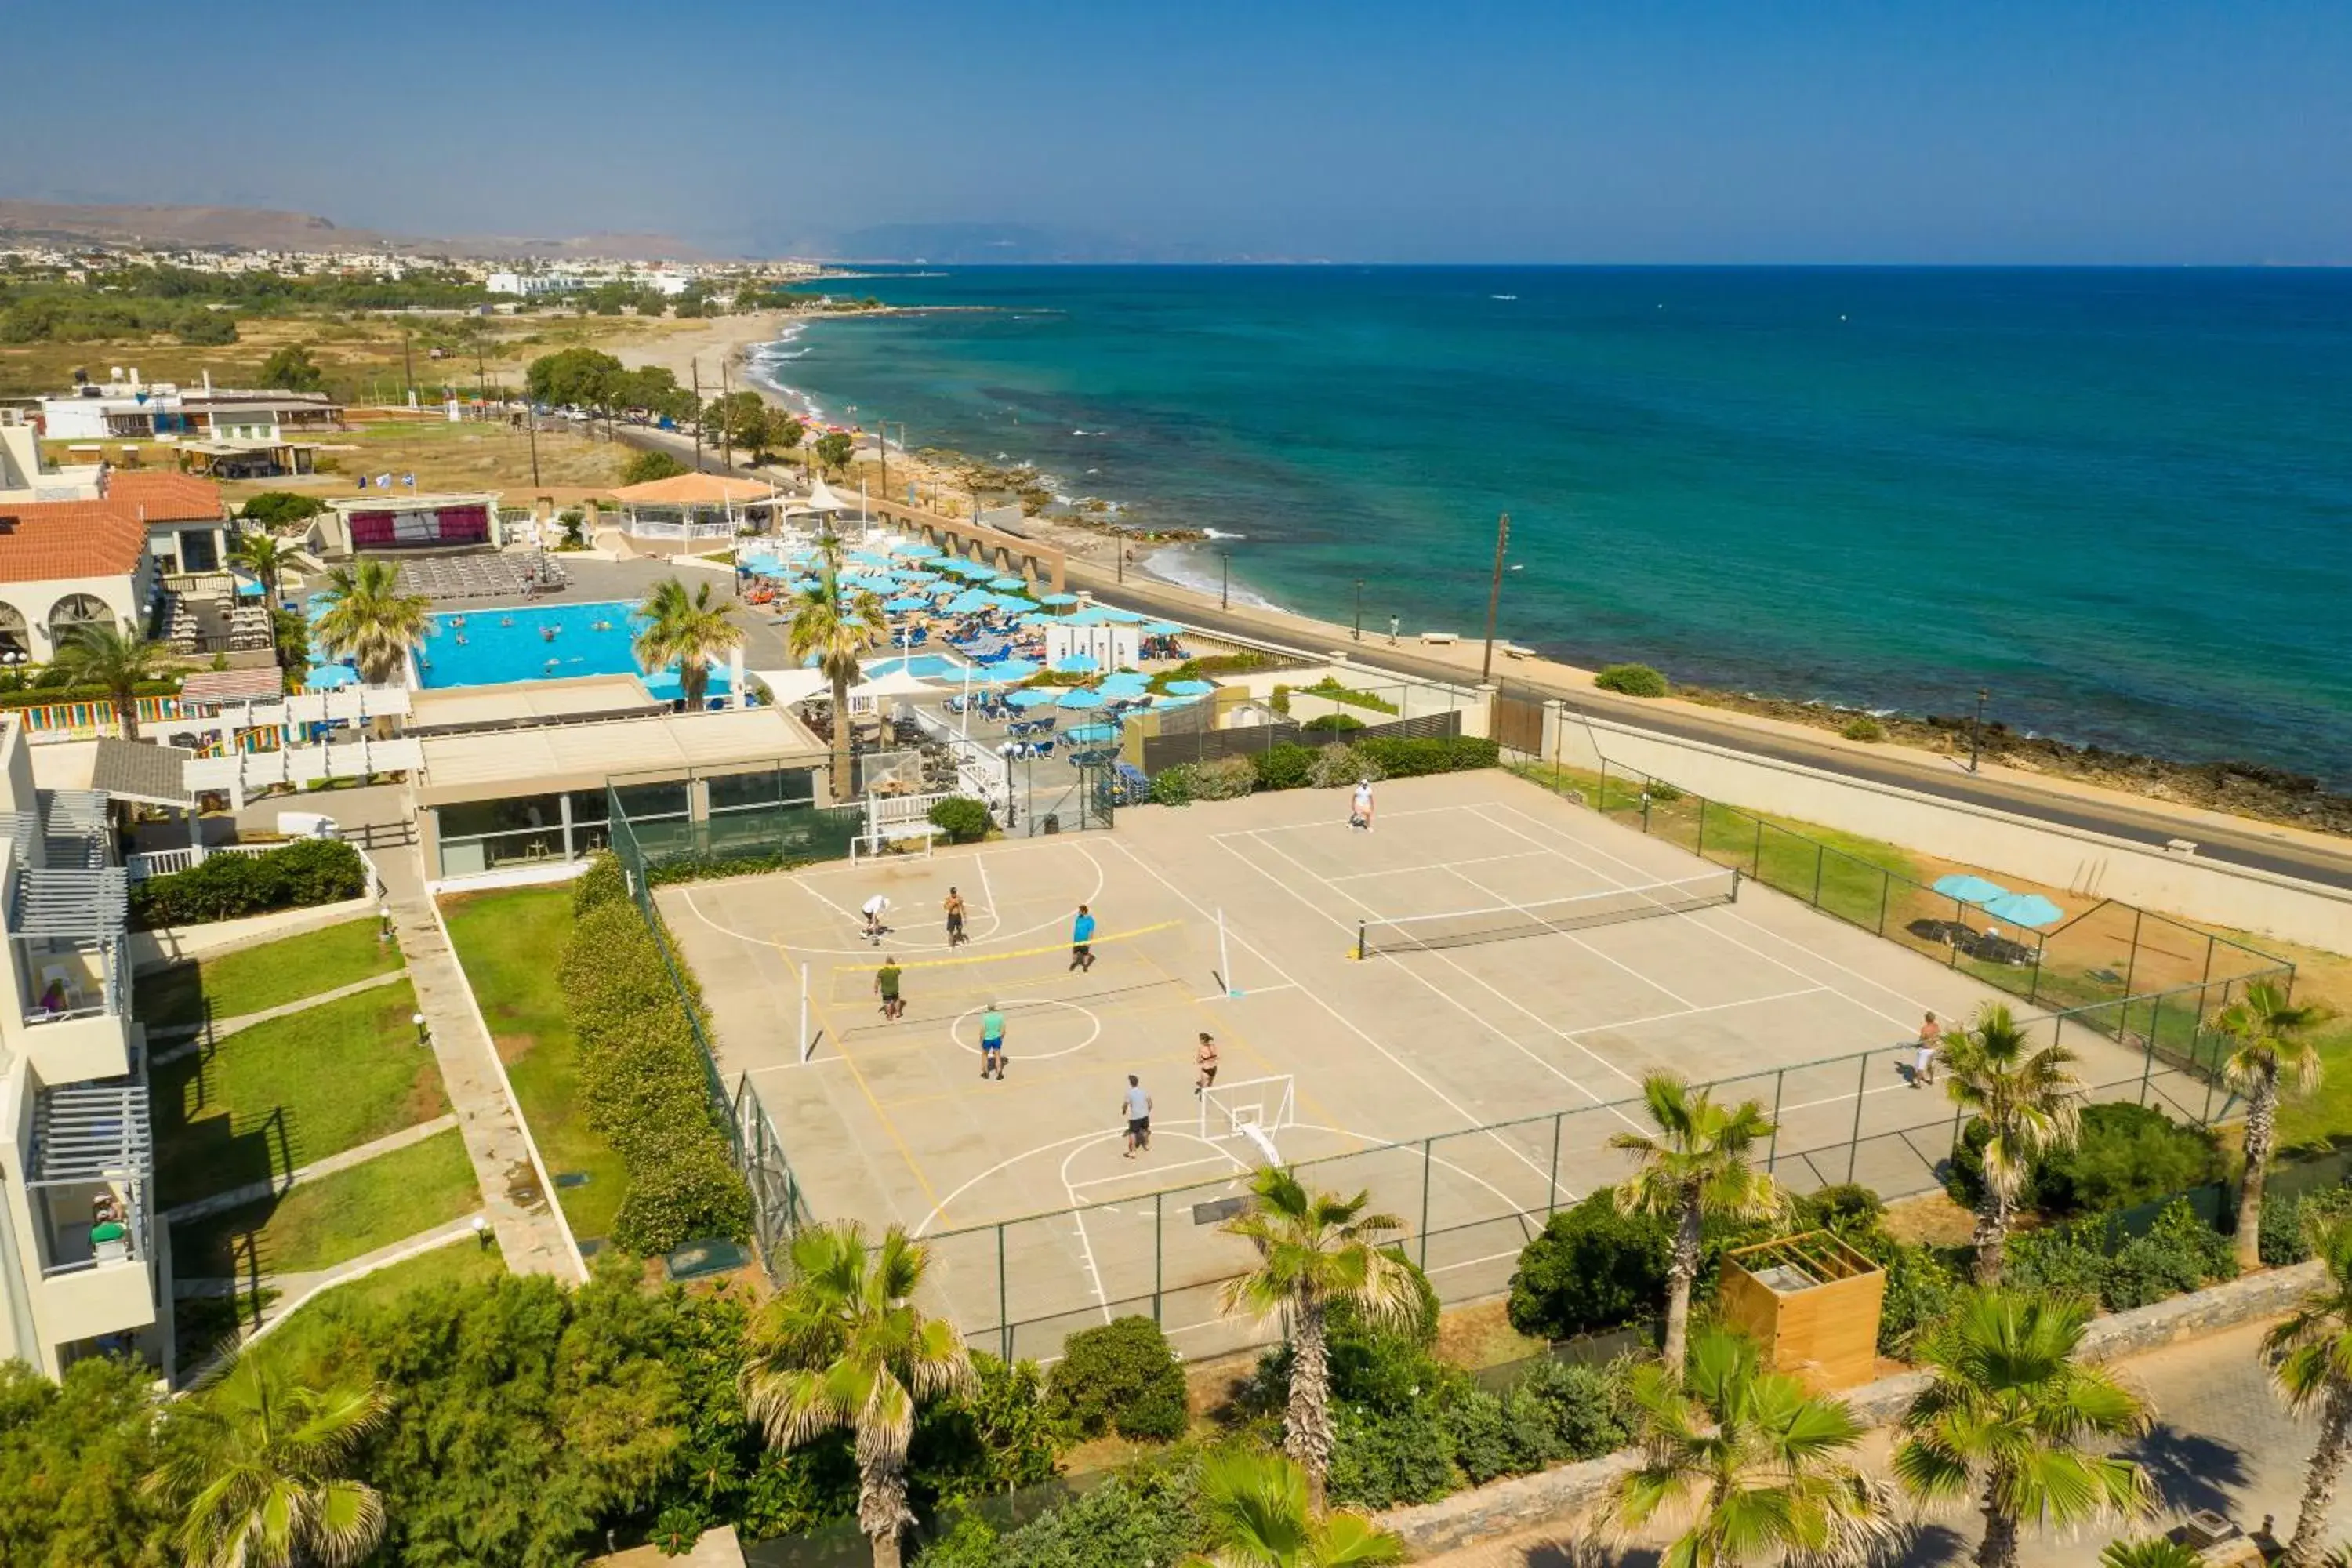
608, 311, 2350, 840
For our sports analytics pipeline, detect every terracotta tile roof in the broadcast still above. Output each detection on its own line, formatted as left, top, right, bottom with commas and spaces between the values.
107, 471, 227, 524
0, 499, 153, 584
179, 668, 286, 706
609, 473, 781, 506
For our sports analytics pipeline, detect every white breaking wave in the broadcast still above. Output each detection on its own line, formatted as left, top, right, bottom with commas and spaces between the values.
1201, 527, 1248, 540
1142, 545, 1282, 611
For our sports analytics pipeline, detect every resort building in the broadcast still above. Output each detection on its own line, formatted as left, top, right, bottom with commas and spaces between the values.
110, 470, 233, 576
0, 419, 104, 506
0, 495, 159, 662
310, 492, 504, 557
486, 270, 581, 298
0, 719, 161, 1377
34, 373, 343, 445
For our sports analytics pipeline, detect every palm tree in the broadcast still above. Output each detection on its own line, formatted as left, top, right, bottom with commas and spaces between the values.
2216, 982, 2328, 1271
1218, 1167, 1417, 1512
741, 1221, 974, 1568
1610, 1073, 1785, 1374
311, 560, 429, 684
2267, 1217, 2352, 1566
1607, 1324, 1896, 1568
144, 1354, 390, 1568
2099, 1540, 2203, 1568
234, 530, 290, 601
1180, 1450, 1406, 1568
1944, 1004, 2086, 1285
48, 620, 171, 739
784, 534, 884, 800
633, 576, 742, 710
1894, 1289, 2152, 1568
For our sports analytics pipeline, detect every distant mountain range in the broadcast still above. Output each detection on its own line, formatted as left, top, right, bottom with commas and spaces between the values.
0, 199, 706, 262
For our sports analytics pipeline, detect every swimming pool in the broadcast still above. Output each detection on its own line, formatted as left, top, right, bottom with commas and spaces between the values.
861, 654, 968, 681
413, 600, 733, 696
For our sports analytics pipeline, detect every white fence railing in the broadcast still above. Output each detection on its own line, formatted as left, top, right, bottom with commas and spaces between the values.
127, 840, 388, 900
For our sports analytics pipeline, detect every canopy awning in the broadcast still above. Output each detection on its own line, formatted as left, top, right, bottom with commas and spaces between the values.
747, 667, 832, 705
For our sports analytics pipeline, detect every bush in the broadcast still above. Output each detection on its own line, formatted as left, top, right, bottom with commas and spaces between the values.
1149, 765, 1198, 807
1507, 1192, 1668, 1340
1044, 1317, 1189, 1443
1512, 1355, 1631, 1460
917, 1449, 1210, 1568
620, 447, 689, 485
1354, 735, 1499, 778
1250, 742, 1316, 792
2260, 1181, 2352, 1266
1840, 715, 1886, 742
1189, 756, 1258, 800
1301, 712, 1366, 732
128, 839, 368, 928
1947, 1102, 2222, 1217
1595, 663, 1669, 698
1301, 677, 1399, 715
1795, 1184, 1886, 1234
1329, 1402, 1456, 1509
927, 796, 993, 844
239, 491, 326, 528
2005, 1199, 2235, 1312
1308, 742, 1381, 789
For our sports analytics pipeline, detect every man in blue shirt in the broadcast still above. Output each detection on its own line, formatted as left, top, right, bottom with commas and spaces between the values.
1069, 903, 1098, 973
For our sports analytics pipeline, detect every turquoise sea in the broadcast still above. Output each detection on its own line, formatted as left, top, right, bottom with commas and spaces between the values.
753, 269, 2352, 782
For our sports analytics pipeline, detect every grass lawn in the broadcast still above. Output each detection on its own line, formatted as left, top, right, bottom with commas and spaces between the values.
169, 1127, 481, 1279
135, 916, 403, 1032
441, 886, 628, 1243
152, 978, 445, 1206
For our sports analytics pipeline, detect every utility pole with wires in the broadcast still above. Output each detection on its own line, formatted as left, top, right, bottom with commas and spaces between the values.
691, 360, 704, 471
402, 329, 416, 405
527, 403, 541, 486
719, 360, 734, 471
1480, 512, 1512, 683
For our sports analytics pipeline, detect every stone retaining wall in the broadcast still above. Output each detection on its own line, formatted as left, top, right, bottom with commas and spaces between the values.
1381, 1261, 2324, 1556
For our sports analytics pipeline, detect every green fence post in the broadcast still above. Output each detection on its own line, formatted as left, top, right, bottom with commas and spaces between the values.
1811, 844, 1825, 910
1696, 795, 1708, 858
2139, 1006, 2156, 1108
2027, 940, 2045, 1006
997, 1225, 1011, 1363
1875, 873, 1890, 937
1767, 1068, 1784, 1172
2201, 932, 2217, 986
1419, 1138, 1434, 1269
1846, 1052, 1869, 1184
2121, 908, 2144, 1000
1751, 817, 1764, 878
1152, 1190, 1163, 1323
1948, 1103, 1965, 1159
1547, 1112, 1563, 1218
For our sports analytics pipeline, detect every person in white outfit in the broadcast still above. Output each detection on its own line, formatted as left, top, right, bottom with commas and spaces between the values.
1350, 779, 1376, 832
860, 894, 890, 946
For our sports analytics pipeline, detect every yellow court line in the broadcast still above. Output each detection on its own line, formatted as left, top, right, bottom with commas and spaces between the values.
835, 920, 1182, 973
778, 929, 949, 1224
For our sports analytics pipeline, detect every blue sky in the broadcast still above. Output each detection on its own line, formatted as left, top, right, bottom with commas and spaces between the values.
6, 0, 2349, 262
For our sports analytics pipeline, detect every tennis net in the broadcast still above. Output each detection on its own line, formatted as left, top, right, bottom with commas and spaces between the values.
1355, 869, 1741, 958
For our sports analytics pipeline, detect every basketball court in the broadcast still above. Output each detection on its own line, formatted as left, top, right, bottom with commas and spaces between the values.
662, 768, 2172, 1360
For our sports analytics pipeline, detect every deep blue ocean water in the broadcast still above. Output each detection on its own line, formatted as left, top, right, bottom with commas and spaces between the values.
753, 268, 2352, 781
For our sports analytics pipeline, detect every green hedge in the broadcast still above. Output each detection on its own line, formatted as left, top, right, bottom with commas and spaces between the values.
561, 855, 751, 1253
1044, 1316, 1188, 1442
1947, 1102, 2222, 1218
1595, 663, 1669, 698
2004, 1198, 2238, 1311
1149, 735, 1499, 807
129, 840, 367, 929
928, 797, 993, 844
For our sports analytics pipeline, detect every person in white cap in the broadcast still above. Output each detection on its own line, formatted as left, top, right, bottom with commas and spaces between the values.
1350, 778, 1376, 832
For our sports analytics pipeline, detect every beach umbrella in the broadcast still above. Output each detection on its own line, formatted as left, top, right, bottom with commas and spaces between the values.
1138, 620, 1182, 636
1163, 679, 1217, 697
1931, 873, 2009, 906
1054, 653, 1099, 675
989, 575, 1028, 590
900, 543, 942, 559
1038, 592, 1080, 607
1982, 891, 2065, 929
849, 550, 894, 567
1016, 612, 1057, 629
891, 568, 938, 583
1007, 688, 1061, 710
946, 590, 996, 614
1056, 686, 1105, 710
304, 663, 359, 691
1098, 673, 1152, 696
944, 558, 994, 578
1153, 695, 1200, 710
884, 595, 930, 613
967, 659, 1040, 685
1064, 607, 1111, 626
1098, 606, 1146, 623
991, 593, 1034, 612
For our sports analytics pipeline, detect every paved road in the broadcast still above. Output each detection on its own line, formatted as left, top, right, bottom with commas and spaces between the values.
1065, 564, 2352, 896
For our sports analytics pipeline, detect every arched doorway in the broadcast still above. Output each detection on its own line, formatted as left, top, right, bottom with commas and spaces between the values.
0, 604, 29, 666
45, 593, 114, 655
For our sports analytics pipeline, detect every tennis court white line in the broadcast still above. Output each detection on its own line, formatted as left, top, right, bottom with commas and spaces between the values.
1213, 829, 1643, 1114
1444, 859, 1699, 1014
1467, 801, 1929, 1032
1322, 851, 1544, 883
1565, 985, 1832, 1039
1103, 839, 1573, 1202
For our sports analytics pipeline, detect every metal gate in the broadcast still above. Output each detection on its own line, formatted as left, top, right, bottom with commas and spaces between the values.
1005, 754, 1117, 837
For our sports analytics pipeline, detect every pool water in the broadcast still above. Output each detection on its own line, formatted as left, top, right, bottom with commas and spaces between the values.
861, 654, 967, 681
414, 599, 732, 697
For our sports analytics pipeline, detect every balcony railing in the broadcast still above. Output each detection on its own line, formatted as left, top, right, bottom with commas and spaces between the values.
30, 1081, 151, 1279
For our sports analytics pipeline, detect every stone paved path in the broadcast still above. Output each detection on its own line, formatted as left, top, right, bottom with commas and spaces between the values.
1413, 1316, 2321, 1567
162, 1114, 460, 1225
391, 891, 580, 1280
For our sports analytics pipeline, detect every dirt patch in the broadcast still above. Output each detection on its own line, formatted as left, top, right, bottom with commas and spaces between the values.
1882, 1189, 1977, 1247
403, 1059, 452, 1123
491, 1029, 535, 1066
1434, 1297, 1547, 1371
504, 1158, 544, 1211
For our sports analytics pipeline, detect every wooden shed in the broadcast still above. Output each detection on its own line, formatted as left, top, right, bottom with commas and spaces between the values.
1717, 1230, 1886, 1391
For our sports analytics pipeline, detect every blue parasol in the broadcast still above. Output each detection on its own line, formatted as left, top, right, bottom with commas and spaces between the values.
967, 659, 1040, 685
1931, 874, 2009, 906
304, 663, 358, 690
1056, 686, 1106, 710
1038, 592, 1080, 607
946, 590, 996, 614
1007, 688, 1061, 709
884, 595, 930, 612
1138, 620, 1182, 636
1095, 606, 1146, 623
1064, 721, 1120, 745
1097, 673, 1152, 696
1163, 678, 1217, 697
899, 542, 942, 559
1054, 653, 1099, 674
989, 575, 1027, 590
1982, 891, 2065, 929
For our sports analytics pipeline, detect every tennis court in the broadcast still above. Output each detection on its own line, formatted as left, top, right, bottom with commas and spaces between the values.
661, 768, 2190, 1361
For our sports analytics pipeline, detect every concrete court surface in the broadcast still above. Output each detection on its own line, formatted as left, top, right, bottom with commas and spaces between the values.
661, 769, 2184, 1359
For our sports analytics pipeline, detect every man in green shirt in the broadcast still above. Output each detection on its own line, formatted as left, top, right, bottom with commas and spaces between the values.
874, 956, 904, 1022
979, 1002, 1006, 1080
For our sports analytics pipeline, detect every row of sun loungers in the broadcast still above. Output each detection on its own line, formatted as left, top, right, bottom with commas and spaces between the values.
394, 552, 571, 602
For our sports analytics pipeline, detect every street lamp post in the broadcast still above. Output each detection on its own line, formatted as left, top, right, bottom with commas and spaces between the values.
1353, 579, 1363, 641
1969, 688, 1989, 773
1220, 553, 1232, 611
1480, 512, 1512, 684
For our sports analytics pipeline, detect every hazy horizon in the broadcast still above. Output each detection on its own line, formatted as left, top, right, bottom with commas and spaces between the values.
6, 0, 2350, 265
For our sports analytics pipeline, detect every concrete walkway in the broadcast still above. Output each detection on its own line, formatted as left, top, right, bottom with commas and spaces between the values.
390, 891, 581, 1279
162, 1114, 460, 1224
148, 968, 410, 1058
